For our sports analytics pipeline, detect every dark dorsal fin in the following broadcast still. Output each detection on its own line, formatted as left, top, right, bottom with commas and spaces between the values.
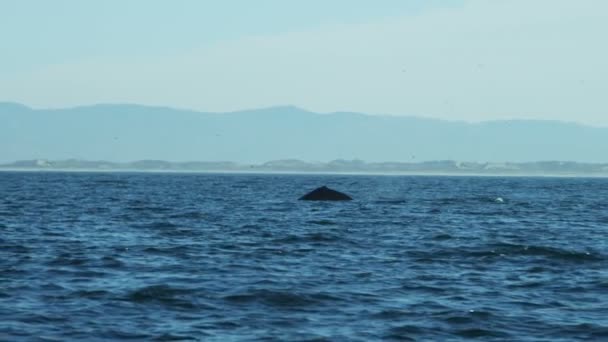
299, 186, 352, 201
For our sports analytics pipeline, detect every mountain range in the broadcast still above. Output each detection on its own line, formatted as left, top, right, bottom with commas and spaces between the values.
1, 102, 607, 164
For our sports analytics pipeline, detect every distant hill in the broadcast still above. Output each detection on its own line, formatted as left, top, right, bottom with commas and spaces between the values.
1, 102, 607, 164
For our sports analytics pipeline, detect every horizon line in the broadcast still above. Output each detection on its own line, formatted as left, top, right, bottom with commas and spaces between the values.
3, 158, 608, 166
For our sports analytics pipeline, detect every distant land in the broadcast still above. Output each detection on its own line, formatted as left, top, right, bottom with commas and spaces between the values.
1, 102, 608, 164
2, 159, 608, 176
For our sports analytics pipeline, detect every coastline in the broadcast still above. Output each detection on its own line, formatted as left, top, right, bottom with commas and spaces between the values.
2, 167, 607, 178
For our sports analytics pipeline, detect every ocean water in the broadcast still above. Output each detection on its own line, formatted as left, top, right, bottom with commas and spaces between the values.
1, 172, 607, 341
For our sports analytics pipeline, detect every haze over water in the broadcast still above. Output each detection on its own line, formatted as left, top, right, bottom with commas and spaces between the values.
2, 172, 607, 340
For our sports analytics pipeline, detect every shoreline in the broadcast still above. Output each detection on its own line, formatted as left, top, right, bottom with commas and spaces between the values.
2, 168, 608, 178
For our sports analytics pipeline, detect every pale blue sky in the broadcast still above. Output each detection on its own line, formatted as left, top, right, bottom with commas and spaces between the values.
1, 0, 606, 125
1, 0, 460, 73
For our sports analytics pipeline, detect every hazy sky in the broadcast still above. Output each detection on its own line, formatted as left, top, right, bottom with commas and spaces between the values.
1, 0, 606, 125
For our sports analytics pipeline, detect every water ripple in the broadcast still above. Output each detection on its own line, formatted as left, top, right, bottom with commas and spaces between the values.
1, 172, 607, 340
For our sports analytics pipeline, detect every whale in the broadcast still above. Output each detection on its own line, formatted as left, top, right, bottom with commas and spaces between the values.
299, 186, 353, 201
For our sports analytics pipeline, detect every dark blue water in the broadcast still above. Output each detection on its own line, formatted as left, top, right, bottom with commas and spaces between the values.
1, 172, 607, 341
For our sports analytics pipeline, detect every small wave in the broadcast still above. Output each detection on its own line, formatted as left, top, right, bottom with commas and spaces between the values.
443, 315, 474, 324
419, 243, 605, 263
488, 243, 604, 262
384, 324, 425, 340
374, 199, 407, 205
143, 246, 192, 256
20, 313, 71, 325
525, 266, 548, 273
153, 333, 199, 341
547, 323, 608, 340
100, 330, 152, 340
84, 207, 110, 215
272, 232, 343, 245
596, 280, 608, 289
48, 253, 90, 266
307, 219, 337, 226
454, 328, 510, 338
125, 284, 198, 309
432, 197, 466, 205
134, 221, 181, 229
432, 196, 508, 206
507, 281, 547, 289
74, 289, 111, 299
304, 232, 341, 243
370, 309, 408, 320
71, 270, 109, 278
128, 206, 172, 213
0, 211, 21, 218
93, 179, 128, 185
432, 233, 452, 240
0, 244, 30, 254
400, 284, 449, 295
168, 211, 206, 220
99, 256, 125, 268
223, 289, 338, 308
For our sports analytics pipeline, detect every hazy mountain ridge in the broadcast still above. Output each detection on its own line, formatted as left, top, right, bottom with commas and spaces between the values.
1, 102, 607, 164
3, 158, 608, 176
